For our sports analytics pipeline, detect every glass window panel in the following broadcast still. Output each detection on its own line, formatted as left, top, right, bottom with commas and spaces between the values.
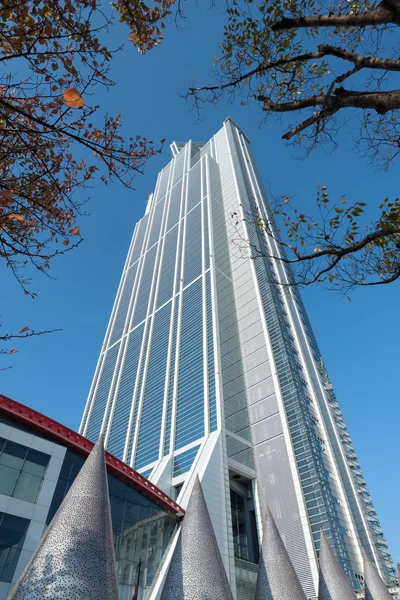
132, 245, 157, 327
110, 262, 138, 345
23, 449, 50, 477
0, 465, 19, 496
166, 181, 182, 231
156, 227, 178, 308
173, 445, 199, 477
148, 197, 166, 247
0, 512, 30, 583
13, 472, 42, 503
85, 342, 120, 442
186, 162, 201, 212
183, 204, 202, 286
111, 496, 126, 534
0, 440, 26, 470
123, 501, 139, 530
107, 323, 145, 459
135, 303, 172, 468
129, 214, 149, 267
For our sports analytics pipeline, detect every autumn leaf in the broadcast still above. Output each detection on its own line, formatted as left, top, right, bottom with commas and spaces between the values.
69, 226, 80, 235
7, 213, 24, 222
19, 326, 29, 333
10, 349, 17, 354
63, 88, 84, 108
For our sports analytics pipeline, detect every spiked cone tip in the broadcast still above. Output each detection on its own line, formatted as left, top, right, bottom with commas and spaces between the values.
160, 476, 234, 600
8, 437, 119, 599
317, 531, 354, 600
254, 506, 307, 600
363, 548, 392, 600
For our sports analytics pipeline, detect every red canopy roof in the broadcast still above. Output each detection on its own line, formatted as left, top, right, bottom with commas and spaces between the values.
0, 393, 184, 517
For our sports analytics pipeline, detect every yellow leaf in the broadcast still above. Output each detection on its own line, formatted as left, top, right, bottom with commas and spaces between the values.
63, 88, 84, 108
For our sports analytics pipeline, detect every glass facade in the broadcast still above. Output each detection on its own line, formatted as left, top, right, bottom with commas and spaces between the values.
82, 140, 217, 475
47, 448, 178, 600
0, 512, 30, 583
81, 119, 395, 598
0, 437, 50, 503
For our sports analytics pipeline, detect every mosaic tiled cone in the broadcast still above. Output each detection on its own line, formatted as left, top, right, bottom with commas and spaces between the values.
160, 476, 234, 600
363, 547, 393, 600
8, 437, 119, 600
318, 531, 354, 600
254, 506, 307, 600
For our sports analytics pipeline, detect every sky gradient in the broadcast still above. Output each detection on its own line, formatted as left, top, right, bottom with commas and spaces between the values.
1, 4, 399, 567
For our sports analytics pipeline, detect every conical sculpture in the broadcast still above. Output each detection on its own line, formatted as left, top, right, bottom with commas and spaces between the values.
317, 531, 354, 600
363, 547, 392, 600
8, 437, 119, 599
255, 506, 307, 600
160, 476, 234, 600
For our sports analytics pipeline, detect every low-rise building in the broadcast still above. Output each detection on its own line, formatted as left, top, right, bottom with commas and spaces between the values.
0, 393, 183, 600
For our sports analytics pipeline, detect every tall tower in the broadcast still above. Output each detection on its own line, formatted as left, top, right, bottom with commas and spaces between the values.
80, 119, 395, 598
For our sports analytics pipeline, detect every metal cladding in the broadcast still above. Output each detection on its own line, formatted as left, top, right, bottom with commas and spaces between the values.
160, 476, 234, 600
254, 506, 307, 600
363, 548, 393, 600
8, 437, 119, 600
317, 531, 354, 600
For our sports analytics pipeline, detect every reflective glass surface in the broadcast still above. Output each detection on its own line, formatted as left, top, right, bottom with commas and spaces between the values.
0, 437, 50, 503
173, 445, 200, 477
175, 278, 204, 450
0, 512, 30, 583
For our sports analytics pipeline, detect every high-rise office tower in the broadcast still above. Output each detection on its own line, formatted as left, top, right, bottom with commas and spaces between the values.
80, 119, 395, 599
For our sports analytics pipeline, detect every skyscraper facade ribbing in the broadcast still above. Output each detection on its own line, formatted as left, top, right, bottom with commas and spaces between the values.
80, 119, 395, 599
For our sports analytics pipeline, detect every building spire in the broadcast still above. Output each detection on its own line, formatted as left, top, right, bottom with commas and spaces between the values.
160, 476, 234, 600
363, 548, 393, 600
317, 531, 354, 600
8, 437, 119, 600
255, 506, 307, 600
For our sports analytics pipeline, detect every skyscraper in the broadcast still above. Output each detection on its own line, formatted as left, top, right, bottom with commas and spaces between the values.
80, 119, 395, 599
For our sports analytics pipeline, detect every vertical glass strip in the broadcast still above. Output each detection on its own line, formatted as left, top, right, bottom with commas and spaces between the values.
126, 318, 152, 464
183, 204, 202, 286
163, 306, 178, 455
132, 245, 157, 327
109, 262, 138, 345
156, 226, 178, 309
129, 214, 149, 267
106, 323, 145, 458
134, 302, 172, 469
85, 343, 120, 442
175, 278, 204, 450
166, 181, 182, 232
206, 272, 217, 431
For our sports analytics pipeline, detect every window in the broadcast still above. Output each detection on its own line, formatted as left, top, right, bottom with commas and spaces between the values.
173, 445, 200, 477
0, 512, 30, 582
174, 484, 183, 500
0, 437, 50, 503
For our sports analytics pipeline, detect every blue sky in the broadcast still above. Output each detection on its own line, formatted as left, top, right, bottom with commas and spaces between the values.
1, 3, 399, 565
